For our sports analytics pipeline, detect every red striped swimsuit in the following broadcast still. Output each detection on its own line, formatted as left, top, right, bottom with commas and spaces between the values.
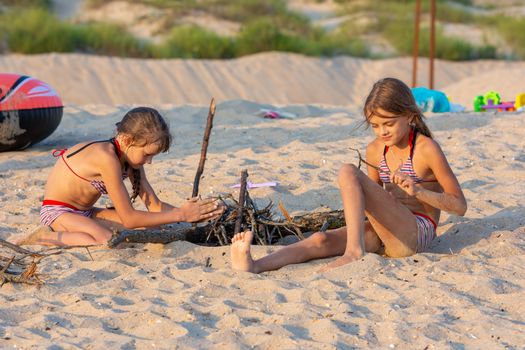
40, 138, 128, 227
377, 129, 438, 252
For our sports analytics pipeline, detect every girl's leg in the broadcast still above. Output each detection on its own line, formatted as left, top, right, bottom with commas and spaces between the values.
91, 208, 126, 231
337, 164, 418, 259
21, 213, 114, 246
231, 221, 382, 273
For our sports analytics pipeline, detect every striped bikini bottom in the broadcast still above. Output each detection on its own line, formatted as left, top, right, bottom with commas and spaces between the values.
40, 199, 94, 227
414, 212, 437, 253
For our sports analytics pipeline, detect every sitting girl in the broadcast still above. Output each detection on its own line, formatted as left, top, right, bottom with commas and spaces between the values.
21, 107, 223, 246
231, 77, 467, 272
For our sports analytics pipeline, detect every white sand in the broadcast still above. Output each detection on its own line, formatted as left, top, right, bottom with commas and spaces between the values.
2, 53, 525, 107
0, 53, 524, 348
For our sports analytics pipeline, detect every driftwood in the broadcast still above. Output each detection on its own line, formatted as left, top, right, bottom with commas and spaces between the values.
0, 238, 43, 286
108, 226, 208, 248
192, 98, 216, 198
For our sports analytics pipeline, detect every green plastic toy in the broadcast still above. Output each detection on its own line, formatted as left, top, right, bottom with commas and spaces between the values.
473, 95, 484, 112
483, 91, 501, 105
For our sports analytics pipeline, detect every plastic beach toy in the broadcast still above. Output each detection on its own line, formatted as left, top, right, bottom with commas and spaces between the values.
411, 87, 450, 113
255, 109, 297, 119
514, 93, 525, 110
474, 90, 516, 112
230, 181, 278, 189
0, 73, 63, 151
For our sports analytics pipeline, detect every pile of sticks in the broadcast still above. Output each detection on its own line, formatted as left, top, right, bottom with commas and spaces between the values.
202, 192, 345, 246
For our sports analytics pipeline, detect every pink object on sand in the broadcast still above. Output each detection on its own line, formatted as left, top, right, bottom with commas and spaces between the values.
230, 181, 278, 189
264, 111, 281, 119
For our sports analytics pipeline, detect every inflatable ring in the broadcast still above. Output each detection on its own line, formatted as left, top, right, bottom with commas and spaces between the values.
0, 73, 63, 152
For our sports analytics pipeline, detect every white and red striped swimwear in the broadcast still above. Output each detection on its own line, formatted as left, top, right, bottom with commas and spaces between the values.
52, 138, 127, 195
414, 212, 437, 252
41, 138, 128, 226
377, 128, 439, 252
40, 199, 94, 226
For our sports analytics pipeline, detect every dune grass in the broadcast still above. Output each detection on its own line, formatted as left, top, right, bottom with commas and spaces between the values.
154, 25, 235, 59
0, 0, 50, 7
0, 5, 368, 59
478, 15, 525, 59
338, 0, 499, 60
0, 7, 150, 56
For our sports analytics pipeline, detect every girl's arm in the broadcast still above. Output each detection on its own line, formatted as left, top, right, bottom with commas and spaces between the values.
365, 140, 384, 185
99, 154, 219, 228
136, 167, 224, 220
134, 166, 174, 212
397, 139, 467, 216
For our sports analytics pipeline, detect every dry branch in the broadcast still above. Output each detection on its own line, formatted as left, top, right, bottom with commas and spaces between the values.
234, 169, 248, 235
0, 238, 43, 286
192, 98, 216, 198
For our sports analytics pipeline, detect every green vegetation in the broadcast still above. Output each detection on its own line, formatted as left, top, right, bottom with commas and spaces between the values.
0, 0, 523, 60
338, 0, 502, 60
0, 8, 150, 56
479, 15, 525, 59
0, 0, 50, 7
0, 3, 368, 59
155, 26, 234, 59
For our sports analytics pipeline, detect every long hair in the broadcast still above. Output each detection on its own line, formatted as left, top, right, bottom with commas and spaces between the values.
363, 78, 432, 138
116, 107, 172, 203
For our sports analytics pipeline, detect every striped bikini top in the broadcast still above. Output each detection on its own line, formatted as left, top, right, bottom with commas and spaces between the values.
53, 138, 128, 195
378, 129, 436, 184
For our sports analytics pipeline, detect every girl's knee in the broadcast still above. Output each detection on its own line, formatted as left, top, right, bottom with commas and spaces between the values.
338, 164, 360, 186
90, 228, 113, 244
308, 231, 330, 249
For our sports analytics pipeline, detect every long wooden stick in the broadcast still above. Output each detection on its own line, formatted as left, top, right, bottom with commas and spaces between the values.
192, 98, 216, 198
429, 0, 436, 89
411, 0, 421, 88
234, 169, 249, 234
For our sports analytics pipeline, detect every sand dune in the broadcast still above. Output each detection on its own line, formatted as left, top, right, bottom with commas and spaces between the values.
0, 92, 524, 348
1, 53, 525, 108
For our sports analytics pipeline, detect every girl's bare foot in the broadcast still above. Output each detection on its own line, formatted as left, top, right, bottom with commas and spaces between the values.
230, 231, 256, 273
16, 226, 53, 246
317, 251, 364, 273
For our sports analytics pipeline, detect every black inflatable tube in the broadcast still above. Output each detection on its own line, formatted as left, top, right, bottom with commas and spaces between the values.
0, 107, 63, 152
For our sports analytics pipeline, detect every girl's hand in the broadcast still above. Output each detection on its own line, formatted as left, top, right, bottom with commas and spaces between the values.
179, 197, 224, 223
196, 201, 226, 223
390, 171, 418, 196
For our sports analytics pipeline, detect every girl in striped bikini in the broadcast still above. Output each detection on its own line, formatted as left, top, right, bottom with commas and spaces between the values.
20, 107, 223, 246
231, 77, 467, 273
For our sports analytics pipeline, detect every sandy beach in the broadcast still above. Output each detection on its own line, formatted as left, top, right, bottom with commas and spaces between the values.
0, 53, 524, 349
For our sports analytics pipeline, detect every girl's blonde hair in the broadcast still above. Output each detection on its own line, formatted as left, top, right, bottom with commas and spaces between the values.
363, 77, 432, 138
116, 107, 172, 202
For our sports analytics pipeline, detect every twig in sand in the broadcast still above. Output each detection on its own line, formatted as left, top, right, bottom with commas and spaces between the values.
278, 200, 304, 239
85, 247, 94, 261
234, 169, 249, 235
349, 146, 381, 171
192, 98, 216, 198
